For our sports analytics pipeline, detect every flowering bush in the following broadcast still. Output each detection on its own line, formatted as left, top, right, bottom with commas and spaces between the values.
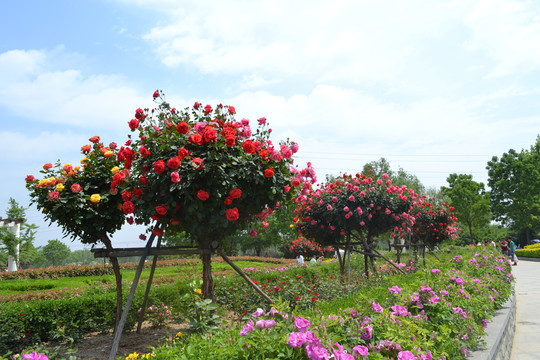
139, 304, 173, 327
116, 92, 302, 240
114, 91, 312, 298
283, 236, 333, 259
405, 197, 458, 249
25, 138, 126, 244
293, 173, 417, 274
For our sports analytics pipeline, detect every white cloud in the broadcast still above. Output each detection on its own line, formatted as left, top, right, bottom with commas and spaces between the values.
0, 49, 150, 133
466, 0, 540, 77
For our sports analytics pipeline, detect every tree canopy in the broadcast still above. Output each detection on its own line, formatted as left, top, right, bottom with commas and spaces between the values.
486, 136, 540, 243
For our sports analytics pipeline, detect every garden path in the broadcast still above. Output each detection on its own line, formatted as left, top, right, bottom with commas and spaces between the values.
510, 258, 540, 359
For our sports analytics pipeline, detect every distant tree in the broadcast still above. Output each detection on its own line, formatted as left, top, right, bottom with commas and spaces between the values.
441, 174, 491, 244
0, 198, 39, 269
362, 158, 425, 194
68, 249, 101, 265
486, 136, 540, 244
42, 239, 71, 266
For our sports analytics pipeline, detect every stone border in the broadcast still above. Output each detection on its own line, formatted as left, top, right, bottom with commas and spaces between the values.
468, 294, 515, 360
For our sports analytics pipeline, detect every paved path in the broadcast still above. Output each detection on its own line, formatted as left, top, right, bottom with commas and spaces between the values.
510, 258, 540, 359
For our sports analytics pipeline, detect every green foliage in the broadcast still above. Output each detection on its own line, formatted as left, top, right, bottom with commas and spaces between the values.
42, 240, 71, 267
487, 135, 540, 241
441, 174, 491, 243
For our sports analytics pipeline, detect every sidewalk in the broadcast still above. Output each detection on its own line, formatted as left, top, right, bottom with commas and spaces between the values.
510, 258, 540, 359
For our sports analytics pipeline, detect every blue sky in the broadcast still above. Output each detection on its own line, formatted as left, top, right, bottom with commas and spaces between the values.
1, 0, 539, 251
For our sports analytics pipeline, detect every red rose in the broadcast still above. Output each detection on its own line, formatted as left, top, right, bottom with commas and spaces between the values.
193, 102, 201, 110
140, 176, 147, 185
128, 118, 139, 130
123, 201, 135, 214
81, 144, 92, 153
156, 204, 167, 215
197, 190, 209, 201
134, 187, 142, 198
225, 136, 235, 147
292, 178, 301, 187
228, 105, 236, 114
229, 188, 242, 199
127, 216, 134, 225
43, 163, 53, 170
153, 90, 159, 98
224, 196, 233, 205
89, 136, 100, 143
154, 160, 166, 174
242, 140, 256, 154
259, 149, 268, 159
177, 121, 190, 134
139, 146, 151, 158
189, 133, 203, 145
222, 127, 236, 137
226, 208, 239, 221
48, 191, 59, 201
192, 157, 204, 170
203, 126, 217, 143
264, 168, 274, 177
204, 104, 212, 114
134, 108, 145, 120
122, 190, 132, 201
177, 147, 188, 159
152, 228, 164, 237
171, 172, 181, 183
25, 175, 36, 183
167, 156, 181, 169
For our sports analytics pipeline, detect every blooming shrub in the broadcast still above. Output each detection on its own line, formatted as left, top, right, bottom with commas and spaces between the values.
283, 236, 333, 259
25, 138, 126, 245
140, 304, 173, 327
116, 92, 306, 242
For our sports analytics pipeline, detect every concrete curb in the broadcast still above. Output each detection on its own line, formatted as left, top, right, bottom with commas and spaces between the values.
468, 294, 515, 360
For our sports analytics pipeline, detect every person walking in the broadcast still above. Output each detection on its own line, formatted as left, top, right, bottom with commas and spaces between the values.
508, 237, 518, 266
500, 238, 509, 256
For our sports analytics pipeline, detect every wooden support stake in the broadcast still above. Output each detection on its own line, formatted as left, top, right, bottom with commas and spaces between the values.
108, 230, 159, 360
219, 249, 274, 304
136, 236, 163, 333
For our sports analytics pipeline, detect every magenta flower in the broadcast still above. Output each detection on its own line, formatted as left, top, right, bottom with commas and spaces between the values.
239, 319, 254, 336
352, 345, 369, 358
397, 350, 416, 360
294, 317, 311, 332
390, 305, 409, 317
372, 300, 384, 313
287, 332, 307, 348
22, 353, 49, 360
306, 343, 330, 360
388, 285, 402, 294
252, 308, 265, 318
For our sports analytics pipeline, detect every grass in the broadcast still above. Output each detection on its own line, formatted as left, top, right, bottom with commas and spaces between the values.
0, 259, 290, 298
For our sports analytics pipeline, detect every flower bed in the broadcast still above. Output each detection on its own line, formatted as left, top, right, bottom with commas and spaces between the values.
516, 243, 540, 258
136, 247, 513, 360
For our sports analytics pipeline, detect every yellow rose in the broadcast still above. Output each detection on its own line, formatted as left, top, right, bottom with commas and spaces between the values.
290, 224, 294, 228
176, 331, 183, 338
81, 157, 88, 163
55, 183, 65, 192
90, 194, 101, 203
38, 178, 48, 186
74, 166, 80, 171
111, 166, 120, 174
195, 288, 202, 294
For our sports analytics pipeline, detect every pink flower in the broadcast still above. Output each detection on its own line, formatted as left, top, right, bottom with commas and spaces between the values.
294, 317, 311, 332
48, 191, 60, 201
306, 343, 330, 360
239, 319, 254, 336
257, 117, 267, 125
372, 300, 384, 313
22, 352, 49, 360
388, 285, 402, 294
352, 345, 369, 358
390, 305, 409, 317
287, 332, 307, 348
397, 351, 416, 360
171, 172, 181, 183
71, 183, 82, 193
327, 205, 333, 211
252, 308, 265, 317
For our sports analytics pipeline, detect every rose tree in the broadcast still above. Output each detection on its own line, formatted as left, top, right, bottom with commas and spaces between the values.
115, 91, 307, 299
293, 173, 417, 275
25, 137, 127, 325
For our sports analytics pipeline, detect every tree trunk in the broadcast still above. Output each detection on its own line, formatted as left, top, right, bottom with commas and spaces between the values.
102, 235, 122, 329
201, 240, 214, 300
468, 221, 474, 244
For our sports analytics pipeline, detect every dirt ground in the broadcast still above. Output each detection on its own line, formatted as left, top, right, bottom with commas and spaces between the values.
43, 321, 187, 360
